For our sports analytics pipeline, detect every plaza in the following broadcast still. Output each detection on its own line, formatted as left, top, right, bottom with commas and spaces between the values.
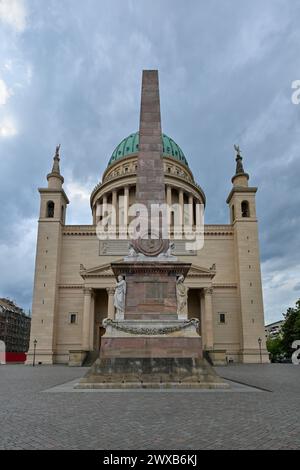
0, 364, 299, 450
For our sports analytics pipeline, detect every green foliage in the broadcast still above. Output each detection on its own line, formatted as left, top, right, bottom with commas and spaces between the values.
281, 299, 300, 357
266, 336, 283, 361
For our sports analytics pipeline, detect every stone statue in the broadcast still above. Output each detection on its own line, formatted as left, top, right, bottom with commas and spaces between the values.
166, 241, 175, 257
234, 144, 246, 174
234, 144, 241, 156
128, 241, 137, 257
55, 144, 61, 158
114, 275, 126, 320
176, 275, 188, 319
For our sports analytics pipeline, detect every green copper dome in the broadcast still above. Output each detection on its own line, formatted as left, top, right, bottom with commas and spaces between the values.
108, 132, 188, 167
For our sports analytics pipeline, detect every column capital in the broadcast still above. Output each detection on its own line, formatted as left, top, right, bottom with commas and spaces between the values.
83, 287, 92, 295
106, 287, 115, 295
204, 287, 213, 295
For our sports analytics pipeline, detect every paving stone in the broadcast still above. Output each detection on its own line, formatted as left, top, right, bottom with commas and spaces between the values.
0, 364, 299, 449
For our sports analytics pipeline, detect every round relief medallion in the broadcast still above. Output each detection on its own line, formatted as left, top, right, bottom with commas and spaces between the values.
133, 231, 169, 256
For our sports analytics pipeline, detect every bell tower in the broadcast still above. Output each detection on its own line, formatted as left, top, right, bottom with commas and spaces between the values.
26, 145, 69, 364
227, 146, 269, 363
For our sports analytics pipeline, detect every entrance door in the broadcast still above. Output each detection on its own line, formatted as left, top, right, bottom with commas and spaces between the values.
99, 326, 105, 350
188, 289, 201, 334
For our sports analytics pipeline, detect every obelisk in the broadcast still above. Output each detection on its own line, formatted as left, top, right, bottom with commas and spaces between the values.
131, 70, 169, 256
136, 70, 165, 209
77, 70, 229, 389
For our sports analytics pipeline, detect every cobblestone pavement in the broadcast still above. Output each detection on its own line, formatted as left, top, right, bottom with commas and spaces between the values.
0, 364, 299, 449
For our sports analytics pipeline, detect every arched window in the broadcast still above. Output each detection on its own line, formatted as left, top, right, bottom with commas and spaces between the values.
61, 205, 64, 223
46, 201, 54, 218
232, 205, 235, 222
241, 200, 250, 218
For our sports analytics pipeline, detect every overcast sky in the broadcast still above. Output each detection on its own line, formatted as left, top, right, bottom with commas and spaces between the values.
0, 0, 299, 323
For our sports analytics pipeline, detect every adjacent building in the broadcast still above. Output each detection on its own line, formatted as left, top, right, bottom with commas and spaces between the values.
265, 320, 284, 339
0, 298, 31, 357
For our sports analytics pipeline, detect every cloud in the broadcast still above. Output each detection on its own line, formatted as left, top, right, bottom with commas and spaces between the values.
0, 0, 27, 32
0, 217, 36, 311
0, 78, 12, 105
262, 260, 300, 323
0, 116, 17, 137
64, 174, 95, 225
0, 0, 299, 324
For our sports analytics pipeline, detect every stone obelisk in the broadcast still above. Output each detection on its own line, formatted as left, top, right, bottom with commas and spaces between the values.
77, 70, 228, 389
132, 70, 168, 253
136, 70, 165, 211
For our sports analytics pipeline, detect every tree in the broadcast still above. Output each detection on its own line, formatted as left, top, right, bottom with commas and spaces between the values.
266, 336, 283, 362
281, 299, 300, 357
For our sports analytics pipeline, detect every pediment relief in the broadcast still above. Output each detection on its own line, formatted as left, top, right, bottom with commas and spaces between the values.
79, 260, 123, 278
187, 263, 216, 278
80, 261, 215, 279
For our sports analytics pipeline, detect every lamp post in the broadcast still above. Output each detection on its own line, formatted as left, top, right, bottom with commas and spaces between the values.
33, 338, 37, 367
258, 337, 262, 364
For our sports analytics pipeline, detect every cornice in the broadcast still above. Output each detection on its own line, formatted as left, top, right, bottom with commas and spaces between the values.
62, 224, 234, 237
212, 283, 237, 289
226, 186, 257, 204
59, 284, 84, 289
90, 156, 206, 208
39, 187, 70, 204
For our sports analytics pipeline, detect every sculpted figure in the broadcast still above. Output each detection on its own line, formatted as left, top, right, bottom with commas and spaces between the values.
128, 241, 137, 257
114, 275, 126, 320
176, 275, 189, 319
234, 144, 241, 156
166, 241, 175, 257
55, 144, 61, 158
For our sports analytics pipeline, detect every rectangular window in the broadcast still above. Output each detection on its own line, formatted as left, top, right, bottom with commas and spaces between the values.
219, 313, 226, 324
69, 313, 77, 324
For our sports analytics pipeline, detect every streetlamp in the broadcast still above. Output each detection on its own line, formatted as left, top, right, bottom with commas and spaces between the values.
258, 337, 262, 364
33, 338, 37, 367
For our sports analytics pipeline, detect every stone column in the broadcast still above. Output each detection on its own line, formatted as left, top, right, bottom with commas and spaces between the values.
119, 186, 129, 237
89, 292, 95, 350
200, 293, 206, 344
188, 193, 194, 227
112, 190, 117, 231
106, 287, 115, 319
96, 194, 107, 226
124, 186, 129, 228
179, 188, 184, 228
82, 288, 92, 350
102, 194, 107, 215
166, 185, 172, 231
204, 288, 214, 350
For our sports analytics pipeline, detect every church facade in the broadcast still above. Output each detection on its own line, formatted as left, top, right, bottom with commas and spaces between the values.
27, 73, 269, 366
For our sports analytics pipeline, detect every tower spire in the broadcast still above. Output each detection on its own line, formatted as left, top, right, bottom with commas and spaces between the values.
231, 144, 249, 187
233, 144, 245, 174
51, 144, 61, 174
47, 144, 64, 188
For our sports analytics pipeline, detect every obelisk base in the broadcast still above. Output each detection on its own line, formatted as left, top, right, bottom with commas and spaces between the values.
76, 319, 229, 389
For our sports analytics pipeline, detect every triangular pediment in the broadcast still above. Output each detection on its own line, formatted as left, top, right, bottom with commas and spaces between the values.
188, 264, 216, 278
80, 261, 215, 279
79, 260, 123, 278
